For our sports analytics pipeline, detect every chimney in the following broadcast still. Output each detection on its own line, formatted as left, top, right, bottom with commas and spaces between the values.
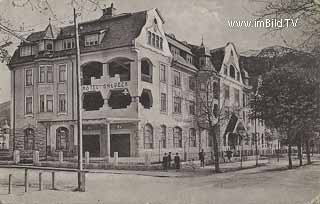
102, 3, 117, 17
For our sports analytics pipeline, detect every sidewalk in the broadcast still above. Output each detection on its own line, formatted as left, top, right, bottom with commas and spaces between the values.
88, 159, 269, 177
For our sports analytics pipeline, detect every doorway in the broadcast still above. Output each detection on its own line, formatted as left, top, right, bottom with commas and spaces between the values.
83, 134, 100, 157
110, 134, 130, 157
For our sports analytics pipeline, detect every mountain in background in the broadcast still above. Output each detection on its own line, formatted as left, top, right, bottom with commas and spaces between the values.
240, 45, 319, 90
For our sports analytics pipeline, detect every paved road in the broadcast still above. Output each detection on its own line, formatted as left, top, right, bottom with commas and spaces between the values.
0, 159, 319, 204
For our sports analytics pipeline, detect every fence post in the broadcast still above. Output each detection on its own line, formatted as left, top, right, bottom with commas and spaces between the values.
33, 151, 40, 166
24, 168, 28, 193
51, 172, 55, 190
13, 150, 20, 164
8, 174, 12, 194
59, 151, 63, 163
113, 152, 118, 166
85, 151, 90, 165
39, 172, 43, 191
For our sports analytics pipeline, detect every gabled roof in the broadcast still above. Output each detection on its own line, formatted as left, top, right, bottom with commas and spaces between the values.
10, 10, 147, 66
210, 47, 225, 72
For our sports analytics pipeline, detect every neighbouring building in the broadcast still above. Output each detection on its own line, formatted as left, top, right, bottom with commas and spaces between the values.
8, 4, 266, 161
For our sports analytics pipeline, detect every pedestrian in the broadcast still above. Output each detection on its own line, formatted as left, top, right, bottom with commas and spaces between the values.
221, 151, 226, 163
199, 149, 205, 167
226, 150, 232, 162
174, 152, 180, 171
167, 152, 172, 169
162, 153, 168, 171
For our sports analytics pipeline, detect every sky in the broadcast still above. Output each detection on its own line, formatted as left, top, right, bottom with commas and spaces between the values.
0, 0, 286, 103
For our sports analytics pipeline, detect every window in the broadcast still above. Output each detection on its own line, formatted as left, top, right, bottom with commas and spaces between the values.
84, 92, 105, 111
141, 59, 153, 83
46, 95, 53, 112
200, 82, 206, 91
189, 101, 195, 115
189, 128, 196, 147
173, 70, 181, 87
147, 31, 151, 44
160, 125, 166, 148
59, 64, 67, 82
24, 128, 35, 150
140, 89, 153, 109
46, 40, 53, 51
63, 38, 75, 49
25, 69, 33, 86
224, 65, 228, 75
234, 88, 240, 107
230, 65, 235, 79
160, 37, 163, 49
160, 64, 166, 82
160, 93, 167, 112
56, 127, 69, 150
173, 96, 181, 113
156, 35, 160, 48
144, 124, 153, 149
58, 94, 66, 113
189, 76, 195, 91
39, 66, 46, 83
39, 95, 45, 113
236, 71, 240, 81
47, 66, 53, 83
173, 127, 182, 148
20, 46, 32, 56
108, 59, 130, 81
85, 34, 99, 46
25, 96, 33, 114
108, 90, 131, 109
147, 31, 163, 50
151, 33, 155, 46
224, 84, 230, 100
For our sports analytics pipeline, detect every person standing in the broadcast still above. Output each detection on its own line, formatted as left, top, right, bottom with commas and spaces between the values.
167, 152, 172, 169
199, 149, 205, 167
162, 153, 168, 171
174, 152, 180, 171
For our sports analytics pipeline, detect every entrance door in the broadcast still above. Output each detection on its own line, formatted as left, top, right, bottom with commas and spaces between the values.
110, 134, 130, 157
83, 135, 100, 157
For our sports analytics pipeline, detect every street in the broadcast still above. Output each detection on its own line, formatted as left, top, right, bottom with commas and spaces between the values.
0, 159, 319, 204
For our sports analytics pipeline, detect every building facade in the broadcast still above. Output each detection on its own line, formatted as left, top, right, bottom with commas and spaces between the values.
8, 5, 264, 161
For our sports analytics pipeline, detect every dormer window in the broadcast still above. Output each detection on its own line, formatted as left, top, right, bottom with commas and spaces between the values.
147, 31, 163, 50
63, 38, 75, 49
20, 46, 32, 57
85, 34, 99, 46
230, 65, 235, 79
45, 40, 53, 51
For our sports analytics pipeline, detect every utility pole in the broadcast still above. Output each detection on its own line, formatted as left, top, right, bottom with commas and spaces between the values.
74, 8, 84, 192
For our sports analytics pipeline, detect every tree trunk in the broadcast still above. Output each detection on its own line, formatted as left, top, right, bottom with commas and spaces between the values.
288, 143, 293, 169
297, 142, 302, 166
211, 127, 221, 173
306, 139, 312, 165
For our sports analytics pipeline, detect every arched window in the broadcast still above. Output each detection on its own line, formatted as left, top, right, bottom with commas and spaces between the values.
108, 58, 131, 81
108, 89, 132, 109
24, 128, 35, 150
141, 59, 153, 83
140, 89, 153, 109
189, 128, 196, 147
230, 65, 235, 79
56, 127, 70, 151
144, 124, 153, 149
173, 127, 182, 148
160, 125, 166, 148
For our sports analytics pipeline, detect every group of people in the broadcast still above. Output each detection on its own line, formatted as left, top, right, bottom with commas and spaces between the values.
162, 152, 180, 171
162, 149, 234, 171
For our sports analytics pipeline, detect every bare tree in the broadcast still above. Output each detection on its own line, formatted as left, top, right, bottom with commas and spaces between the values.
196, 72, 228, 173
